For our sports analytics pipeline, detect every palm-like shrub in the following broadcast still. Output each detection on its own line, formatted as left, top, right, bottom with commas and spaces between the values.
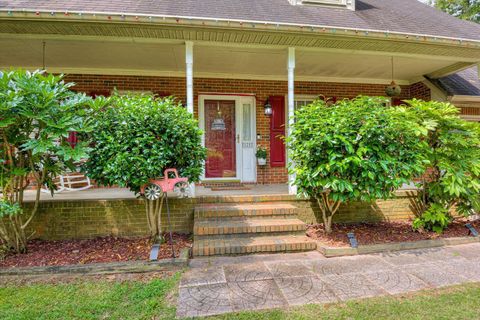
406, 99, 480, 233
0, 70, 92, 253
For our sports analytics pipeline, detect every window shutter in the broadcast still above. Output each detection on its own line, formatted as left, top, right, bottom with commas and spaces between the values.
67, 132, 78, 148
269, 96, 286, 167
65, 90, 110, 149
154, 91, 172, 98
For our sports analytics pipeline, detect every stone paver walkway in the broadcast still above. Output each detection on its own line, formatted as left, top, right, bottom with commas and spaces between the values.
177, 243, 480, 318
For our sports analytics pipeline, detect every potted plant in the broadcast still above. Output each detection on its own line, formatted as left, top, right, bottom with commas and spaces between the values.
256, 146, 267, 166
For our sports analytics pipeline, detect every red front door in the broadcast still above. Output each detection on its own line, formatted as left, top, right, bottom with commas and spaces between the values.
205, 100, 237, 178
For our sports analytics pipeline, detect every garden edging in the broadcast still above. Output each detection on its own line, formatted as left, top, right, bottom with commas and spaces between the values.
0, 248, 189, 276
317, 236, 480, 257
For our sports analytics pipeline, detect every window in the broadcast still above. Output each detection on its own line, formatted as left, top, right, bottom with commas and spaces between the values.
294, 96, 337, 111
242, 103, 252, 142
294, 99, 314, 110
289, 0, 355, 10
292, 97, 315, 124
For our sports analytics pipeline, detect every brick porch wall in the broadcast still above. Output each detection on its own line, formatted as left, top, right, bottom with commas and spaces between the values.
457, 102, 480, 119
64, 74, 430, 184
25, 192, 417, 240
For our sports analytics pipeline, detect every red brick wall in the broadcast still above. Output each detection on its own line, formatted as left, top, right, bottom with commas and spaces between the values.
64, 75, 430, 184
457, 102, 480, 120
460, 106, 480, 115
409, 82, 431, 101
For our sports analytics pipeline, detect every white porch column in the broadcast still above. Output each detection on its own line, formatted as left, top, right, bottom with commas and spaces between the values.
185, 41, 194, 114
185, 41, 196, 196
287, 47, 297, 195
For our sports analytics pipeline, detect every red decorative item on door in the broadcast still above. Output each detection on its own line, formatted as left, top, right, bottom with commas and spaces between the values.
269, 96, 286, 167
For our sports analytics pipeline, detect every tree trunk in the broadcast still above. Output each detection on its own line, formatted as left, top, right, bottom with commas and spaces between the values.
316, 193, 341, 234
324, 217, 333, 233
144, 195, 165, 242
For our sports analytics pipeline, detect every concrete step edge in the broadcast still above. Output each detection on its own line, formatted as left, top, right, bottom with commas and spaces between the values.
193, 219, 307, 236
194, 202, 298, 211
193, 230, 307, 241
192, 236, 317, 256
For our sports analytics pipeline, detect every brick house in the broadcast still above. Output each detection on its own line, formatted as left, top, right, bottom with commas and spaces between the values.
1, 0, 480, 194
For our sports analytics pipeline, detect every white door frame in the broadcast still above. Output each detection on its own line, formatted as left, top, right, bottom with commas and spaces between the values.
199, 94, 257, 182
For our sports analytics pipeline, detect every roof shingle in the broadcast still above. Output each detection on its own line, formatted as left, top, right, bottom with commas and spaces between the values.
1, 0, 480, 40
436, 67, 480, 96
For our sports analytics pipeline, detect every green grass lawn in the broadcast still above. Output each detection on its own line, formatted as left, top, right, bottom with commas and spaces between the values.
0, 273, 180, 320
1, 274, 480, 320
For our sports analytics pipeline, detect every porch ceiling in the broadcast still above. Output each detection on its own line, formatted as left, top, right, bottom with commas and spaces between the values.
0, 37, 473, 85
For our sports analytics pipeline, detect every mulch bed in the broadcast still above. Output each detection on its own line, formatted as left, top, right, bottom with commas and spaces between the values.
307, 220, 480, 247
0, 233, 192, 269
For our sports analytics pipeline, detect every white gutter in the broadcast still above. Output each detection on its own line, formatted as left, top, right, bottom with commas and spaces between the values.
1, 9, 480, 48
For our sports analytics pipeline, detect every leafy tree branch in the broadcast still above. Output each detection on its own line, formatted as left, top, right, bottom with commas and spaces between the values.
0, 70, 91, 253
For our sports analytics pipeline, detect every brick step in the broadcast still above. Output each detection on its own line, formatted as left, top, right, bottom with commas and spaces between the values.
196, 194, 300, 204
194, 202, 298, 219
193, 235, 317, 256
194, 218, 306, 237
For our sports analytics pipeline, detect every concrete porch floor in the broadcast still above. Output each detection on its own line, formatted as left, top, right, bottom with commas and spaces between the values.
23, 184, 289, 202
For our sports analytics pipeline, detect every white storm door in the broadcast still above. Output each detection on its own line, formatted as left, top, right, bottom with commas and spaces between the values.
239, 97, 256, 182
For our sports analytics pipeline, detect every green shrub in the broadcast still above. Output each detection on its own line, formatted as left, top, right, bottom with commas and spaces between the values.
0, 69, 91, 253
85, 94, 205, 191
412, 203, 452, 234
84, 94, 206, 239
287, 96, 427, 233
406, 99, 480, 230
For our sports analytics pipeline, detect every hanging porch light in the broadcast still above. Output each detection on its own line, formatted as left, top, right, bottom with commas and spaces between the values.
385, 57, 401, 97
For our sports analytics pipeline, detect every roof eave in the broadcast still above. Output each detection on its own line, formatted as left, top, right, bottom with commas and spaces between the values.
1, 9, 480, 49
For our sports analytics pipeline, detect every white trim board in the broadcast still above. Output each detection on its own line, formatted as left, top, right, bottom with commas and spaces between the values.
450, 95, 480, 103
0, 65, 413, 85
460, 115, 480, 121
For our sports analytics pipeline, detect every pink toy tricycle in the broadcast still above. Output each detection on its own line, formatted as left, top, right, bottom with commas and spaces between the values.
140, 168, 190, 200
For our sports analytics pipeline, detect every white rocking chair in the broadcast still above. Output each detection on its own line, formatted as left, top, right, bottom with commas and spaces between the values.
41, 172, 92, 193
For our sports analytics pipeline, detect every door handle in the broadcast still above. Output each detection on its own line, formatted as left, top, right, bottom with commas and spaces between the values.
236, 134, 240, 143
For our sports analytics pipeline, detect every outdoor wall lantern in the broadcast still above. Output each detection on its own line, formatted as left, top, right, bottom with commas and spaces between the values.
264, 98, 273, 116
